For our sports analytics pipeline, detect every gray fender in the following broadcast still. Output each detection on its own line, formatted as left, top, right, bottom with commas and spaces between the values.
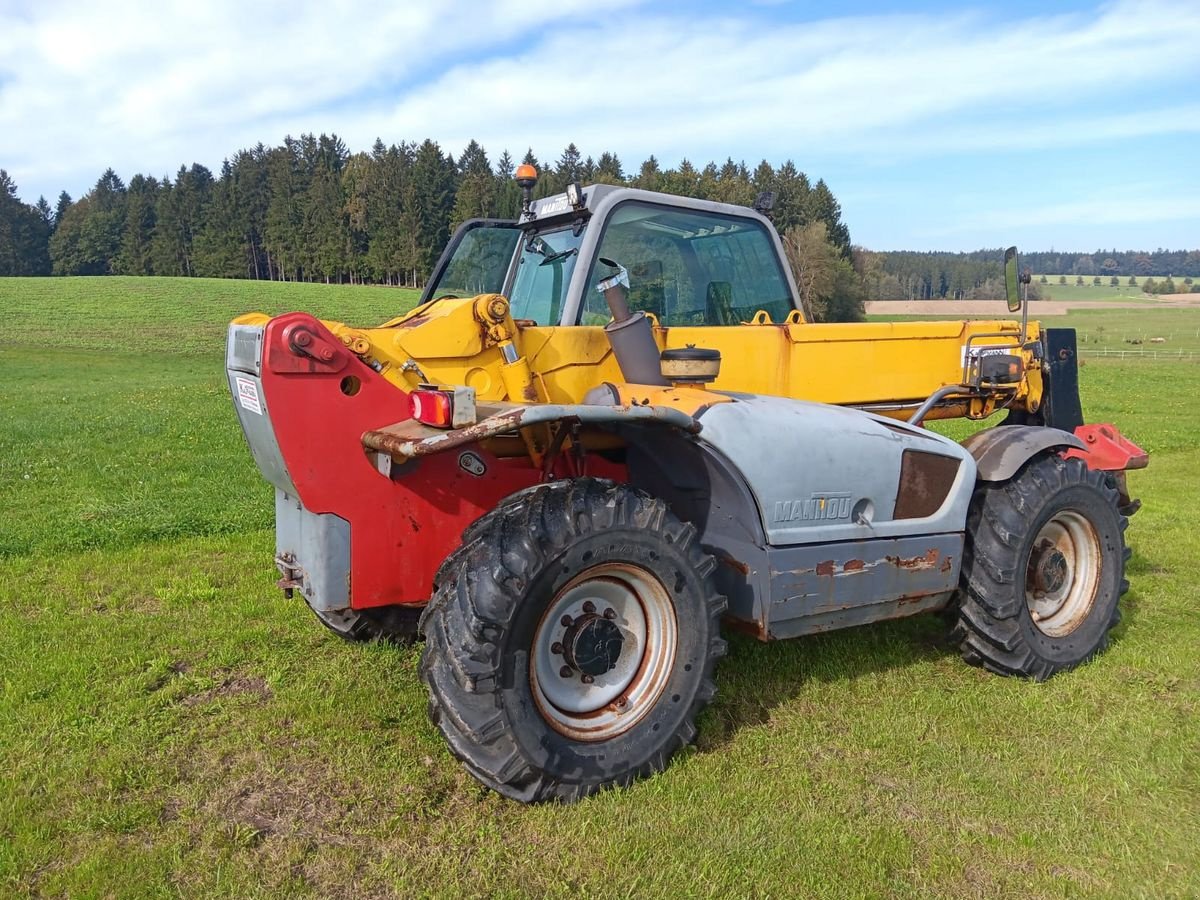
961, 425, 1086, 482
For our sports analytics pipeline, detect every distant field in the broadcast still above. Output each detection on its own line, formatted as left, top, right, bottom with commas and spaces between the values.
1033, 278, 1152, 302
1, 277, 1198, 896
0, 276, 422, 356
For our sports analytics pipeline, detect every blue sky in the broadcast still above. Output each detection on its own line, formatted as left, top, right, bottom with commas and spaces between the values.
1, 0, 1196, 251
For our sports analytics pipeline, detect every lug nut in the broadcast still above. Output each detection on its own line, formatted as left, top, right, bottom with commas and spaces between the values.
603, 607, 617, 620
551, 641, 564, 655
561, 615, 573, 627
581, 674, 595, 685
560, 665, 573, 678
582, 601, 596, 614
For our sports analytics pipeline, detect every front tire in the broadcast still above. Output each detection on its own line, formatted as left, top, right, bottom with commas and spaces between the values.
953, 455, 1128, 680
419, 478, 726, 803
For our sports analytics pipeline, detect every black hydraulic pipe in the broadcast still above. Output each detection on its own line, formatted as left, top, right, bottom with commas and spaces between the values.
908, 384, 972, 426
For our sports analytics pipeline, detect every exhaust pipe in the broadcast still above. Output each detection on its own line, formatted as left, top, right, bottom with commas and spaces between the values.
597, 259, 669, 386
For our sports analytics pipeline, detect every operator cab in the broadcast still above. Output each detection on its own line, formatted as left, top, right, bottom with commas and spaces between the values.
422, 178, 802, 327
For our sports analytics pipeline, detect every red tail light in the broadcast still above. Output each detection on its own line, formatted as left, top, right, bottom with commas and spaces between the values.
411, 388, 454, 428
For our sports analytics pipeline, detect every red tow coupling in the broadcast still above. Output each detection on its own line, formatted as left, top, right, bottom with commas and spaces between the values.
1063, 424, 1148, 517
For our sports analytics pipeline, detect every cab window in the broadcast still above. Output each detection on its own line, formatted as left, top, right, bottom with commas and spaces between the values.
580, 203, 794, 326
426, 222, 521, 300
507, 227, 585, 324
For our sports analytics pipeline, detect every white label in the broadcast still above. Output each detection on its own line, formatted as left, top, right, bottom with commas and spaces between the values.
961, 345, 1013, 364
535, 195, 571, 217
235, 376, 263, 415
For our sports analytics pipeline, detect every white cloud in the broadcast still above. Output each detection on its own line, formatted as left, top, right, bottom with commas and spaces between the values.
366, 0, 1200, 165
1, 0, 1197, 237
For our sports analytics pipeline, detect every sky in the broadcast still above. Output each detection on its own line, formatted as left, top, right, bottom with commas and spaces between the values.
1, 0, 1197, 252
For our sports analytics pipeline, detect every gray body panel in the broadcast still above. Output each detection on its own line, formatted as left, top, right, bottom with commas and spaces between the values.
694, 395, 977, 546
227, 323, 346, 611
765, 534, 961, 639
225, 324, 296, 496
275, 489, 351, 612
621, 400, 969, 640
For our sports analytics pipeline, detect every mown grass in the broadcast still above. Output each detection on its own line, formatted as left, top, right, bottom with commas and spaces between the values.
1, 277, 1198, 897
0, 276, 421, 356
1032, 279, 1154, 302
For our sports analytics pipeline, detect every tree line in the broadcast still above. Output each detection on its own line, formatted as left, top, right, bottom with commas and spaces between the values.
854, 249, 1042, 302
863, 247, 1200, 302
0, 135, 852, 289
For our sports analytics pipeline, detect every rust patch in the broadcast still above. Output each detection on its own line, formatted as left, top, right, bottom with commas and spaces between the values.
394, 313, 431, 330
844, 559, 865, 572
941, 555, 953, 573
815, 560, 836, 577
723, 616, 771, 642
716, 554, 751, 577
894, 450, 961, 519
886, 548, 940, 570
522, 382, 539, 402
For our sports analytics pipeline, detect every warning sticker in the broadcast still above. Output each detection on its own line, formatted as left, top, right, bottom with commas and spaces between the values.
235, 376, 263, 415
961, 345, 1013, 365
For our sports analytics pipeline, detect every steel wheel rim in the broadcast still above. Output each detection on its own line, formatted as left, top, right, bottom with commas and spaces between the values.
531, 563, 678, 742
1025, 510, 1102, 637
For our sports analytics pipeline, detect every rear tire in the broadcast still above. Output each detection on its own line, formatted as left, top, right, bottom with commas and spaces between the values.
952, 454, 1128, 680
419, 478, 726, 803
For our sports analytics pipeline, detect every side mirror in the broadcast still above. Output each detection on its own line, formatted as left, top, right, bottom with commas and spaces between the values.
1004, 246, 1021, 313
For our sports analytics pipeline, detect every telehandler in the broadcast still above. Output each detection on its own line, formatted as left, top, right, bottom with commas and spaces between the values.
227, 166, 1146, 802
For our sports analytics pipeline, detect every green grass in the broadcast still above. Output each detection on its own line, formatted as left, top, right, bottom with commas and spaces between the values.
0, 276, 421, 356
2, 277, 1198, 896
1032, 279, 1155, 302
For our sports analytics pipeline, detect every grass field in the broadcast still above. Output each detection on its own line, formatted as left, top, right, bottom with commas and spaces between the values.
1, 277, 1198, 897
1032, 279, 1151, 303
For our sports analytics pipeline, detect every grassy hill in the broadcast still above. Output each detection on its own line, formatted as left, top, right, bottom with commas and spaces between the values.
0, 276, 422, 355
1, 277, 1197, 896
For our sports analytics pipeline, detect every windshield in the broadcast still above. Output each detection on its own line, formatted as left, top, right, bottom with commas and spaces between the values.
424, 222, 521, 301
579, 202, 793, 325
507, 227, 586, 324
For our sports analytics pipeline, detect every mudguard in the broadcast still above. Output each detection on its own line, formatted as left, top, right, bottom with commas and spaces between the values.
962, 425, 1087, 482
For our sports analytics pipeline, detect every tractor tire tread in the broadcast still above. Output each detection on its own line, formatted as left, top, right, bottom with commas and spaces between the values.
952, 454, 1127, 681
420, 477, 725, 803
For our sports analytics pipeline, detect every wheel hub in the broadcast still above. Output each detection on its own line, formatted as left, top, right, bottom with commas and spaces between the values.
1032, 544, 1069, 594
530, 563, 678, 741
1024, 510, 1102, 637
563, 614, 624, 677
